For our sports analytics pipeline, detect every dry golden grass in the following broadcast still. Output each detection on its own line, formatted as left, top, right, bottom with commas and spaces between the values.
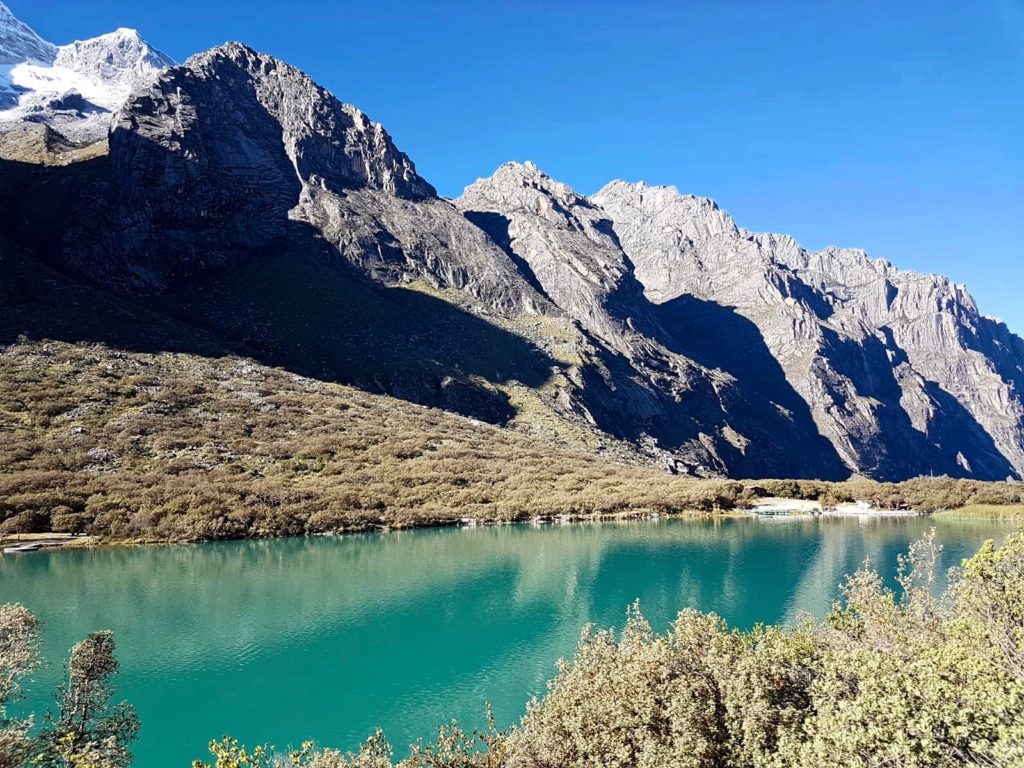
2, 340, 1022, 543
0, 340, 749, 541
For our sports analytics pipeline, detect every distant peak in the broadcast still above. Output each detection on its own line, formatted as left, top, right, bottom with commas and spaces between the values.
494, 159, 546, 178
461, 161, 591, 211
592, 180, 729, 216
594, 179, 686, 199
60, 26, 173, 59
81, 27, 146, 45
71, 27, 144, 44
188, 41, 260, 65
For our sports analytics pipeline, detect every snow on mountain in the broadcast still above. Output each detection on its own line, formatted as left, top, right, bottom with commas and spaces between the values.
53, 28, 174, 100
0, 2, 173, 143
0, 1, 55, 65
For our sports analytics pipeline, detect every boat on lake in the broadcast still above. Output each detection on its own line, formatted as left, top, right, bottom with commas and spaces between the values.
3, 542, 43, 554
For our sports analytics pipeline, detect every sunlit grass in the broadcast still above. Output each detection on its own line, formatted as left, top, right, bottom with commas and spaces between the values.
933, 504, 1024, 520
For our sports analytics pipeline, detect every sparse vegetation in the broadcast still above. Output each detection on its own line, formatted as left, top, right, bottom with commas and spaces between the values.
0, 340, 749, 543
2, 340, 1022, 544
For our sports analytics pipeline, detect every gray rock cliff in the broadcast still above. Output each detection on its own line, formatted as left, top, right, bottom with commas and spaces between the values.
593, 181, 1024, 480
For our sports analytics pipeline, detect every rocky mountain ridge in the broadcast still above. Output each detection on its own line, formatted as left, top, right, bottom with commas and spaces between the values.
592, 181, 1024, 479
0, 2, 1020, 482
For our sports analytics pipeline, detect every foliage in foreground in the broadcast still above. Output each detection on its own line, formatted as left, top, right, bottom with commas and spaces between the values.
0, 613, 138, 768
193, 529, 1024, 768
3, 341, 1023, 543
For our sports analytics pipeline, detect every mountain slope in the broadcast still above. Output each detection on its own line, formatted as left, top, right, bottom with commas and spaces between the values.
0, 0, 1021, 482
592, 181, 1024, 480
48, 41, 782, 475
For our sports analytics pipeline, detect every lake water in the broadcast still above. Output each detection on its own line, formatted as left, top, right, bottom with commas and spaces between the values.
1, 515, 1018, 767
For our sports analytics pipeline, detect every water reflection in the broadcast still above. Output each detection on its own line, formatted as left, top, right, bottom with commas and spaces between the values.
0, 516, 1015, 768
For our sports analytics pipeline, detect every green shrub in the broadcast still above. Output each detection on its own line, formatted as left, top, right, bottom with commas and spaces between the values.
186, 531, 1024, 768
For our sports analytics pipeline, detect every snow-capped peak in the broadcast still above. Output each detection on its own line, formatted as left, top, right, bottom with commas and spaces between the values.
0, 2, 174, 143
54, 27, 175, 91
0, 1, 56, 65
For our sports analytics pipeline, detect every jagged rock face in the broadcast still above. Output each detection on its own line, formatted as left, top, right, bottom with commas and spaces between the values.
593, 181, 1024, 480
135, 43, 434, 200
458, 164, 852, 480
296, 186, 546, 316
68, 43, 436, 287
59, 42, 830, 478
113, 41, 436, 201
458, 161, 650, 347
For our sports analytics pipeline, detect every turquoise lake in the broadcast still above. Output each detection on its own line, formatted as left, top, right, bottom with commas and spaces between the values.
1, 515, 1018, 767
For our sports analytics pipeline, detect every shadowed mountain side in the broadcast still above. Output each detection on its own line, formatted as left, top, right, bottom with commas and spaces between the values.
0, 224, 556, 425
55, 43, 437, 292
968, 314, 1024, 401
0, 149, 109, 258
0, 93, 558, 424
817, 327, 1016, 481
652, 295, 849, 479
0, 234, 231, 357
162, 222, 556, 423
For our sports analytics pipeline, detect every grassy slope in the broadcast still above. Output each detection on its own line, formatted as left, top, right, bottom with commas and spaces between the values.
2, 216, 1023, 542
0, 339, 749, 540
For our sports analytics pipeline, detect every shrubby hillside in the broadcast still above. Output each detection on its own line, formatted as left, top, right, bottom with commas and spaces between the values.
3, 337, 1024, 542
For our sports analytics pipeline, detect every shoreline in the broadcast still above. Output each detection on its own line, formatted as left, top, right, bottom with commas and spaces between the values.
4, 503, 1021, 554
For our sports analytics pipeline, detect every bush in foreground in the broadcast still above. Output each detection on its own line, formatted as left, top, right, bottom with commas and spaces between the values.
0, 612, 138, 768
191, 529, 1024, 768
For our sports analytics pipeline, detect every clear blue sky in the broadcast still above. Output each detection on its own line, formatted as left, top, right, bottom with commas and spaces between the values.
20, 1, 1024, 332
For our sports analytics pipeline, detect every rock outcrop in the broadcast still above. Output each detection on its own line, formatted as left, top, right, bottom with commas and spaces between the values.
592, 181, 1024, 480
75, 43, 556, 318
